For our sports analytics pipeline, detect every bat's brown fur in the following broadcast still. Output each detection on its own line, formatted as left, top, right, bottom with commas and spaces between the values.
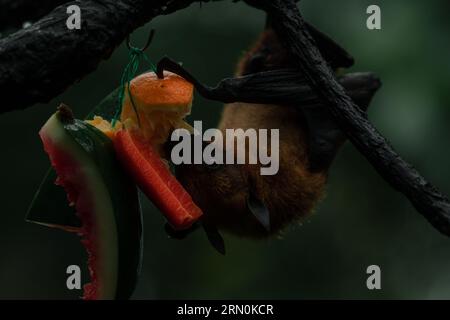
176, 29, 327, 238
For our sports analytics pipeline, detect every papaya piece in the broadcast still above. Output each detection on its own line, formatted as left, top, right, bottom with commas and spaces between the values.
120, 71, 194, 146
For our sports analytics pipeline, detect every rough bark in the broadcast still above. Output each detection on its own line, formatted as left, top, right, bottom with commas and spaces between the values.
0, 0, 216, 113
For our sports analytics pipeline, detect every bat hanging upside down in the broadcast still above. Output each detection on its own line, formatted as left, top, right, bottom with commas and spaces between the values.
173, 23, 381, 239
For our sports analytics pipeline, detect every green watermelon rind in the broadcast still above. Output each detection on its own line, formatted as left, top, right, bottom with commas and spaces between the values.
27, 87, 121, 229
36, 110, 142, 300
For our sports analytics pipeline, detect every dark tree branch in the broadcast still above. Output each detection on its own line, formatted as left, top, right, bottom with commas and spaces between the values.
0, 0, 353, 115
0, 0, 218, 114
0, 0, 70, 31
257, 0, 450, 236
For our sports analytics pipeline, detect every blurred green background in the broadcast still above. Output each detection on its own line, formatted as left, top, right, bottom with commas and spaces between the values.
1, 0, 450, 299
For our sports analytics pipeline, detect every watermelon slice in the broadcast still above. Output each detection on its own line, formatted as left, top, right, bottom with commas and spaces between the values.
35, 106, 142, 300
114, 128, 202, 230
27, 87, 123, 230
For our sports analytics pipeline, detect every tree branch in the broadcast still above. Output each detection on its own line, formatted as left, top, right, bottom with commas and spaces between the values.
0, 0, 216, 114
258, 0, 450, 236
0, 0, 354, 115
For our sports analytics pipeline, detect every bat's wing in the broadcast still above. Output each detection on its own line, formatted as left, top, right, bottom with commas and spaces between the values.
305, 22, 355, 70
303, 72, 381, 172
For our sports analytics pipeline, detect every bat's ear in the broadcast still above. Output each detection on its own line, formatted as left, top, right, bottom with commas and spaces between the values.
247, 191, 271, 233
304, 72, 381, 172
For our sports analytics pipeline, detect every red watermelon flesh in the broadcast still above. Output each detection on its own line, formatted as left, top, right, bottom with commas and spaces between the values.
40, 131, 101, 299
114, 129, 203, 230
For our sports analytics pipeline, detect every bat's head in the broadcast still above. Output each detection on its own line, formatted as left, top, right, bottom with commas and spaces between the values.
173, 160, 279, 238
237, 29, 292, 76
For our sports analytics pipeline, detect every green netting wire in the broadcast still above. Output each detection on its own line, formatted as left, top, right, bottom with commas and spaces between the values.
111, 44, 157, 128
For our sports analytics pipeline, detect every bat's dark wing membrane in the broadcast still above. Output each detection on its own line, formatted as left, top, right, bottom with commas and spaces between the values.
303, 72, 381, 172
305, 22, 355, 70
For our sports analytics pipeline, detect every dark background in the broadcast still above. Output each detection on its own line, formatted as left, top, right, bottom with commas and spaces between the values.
1, 0, 450, 299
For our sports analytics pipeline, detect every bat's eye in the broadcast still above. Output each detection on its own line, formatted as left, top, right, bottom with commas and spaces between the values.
245, 53, 266, 74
